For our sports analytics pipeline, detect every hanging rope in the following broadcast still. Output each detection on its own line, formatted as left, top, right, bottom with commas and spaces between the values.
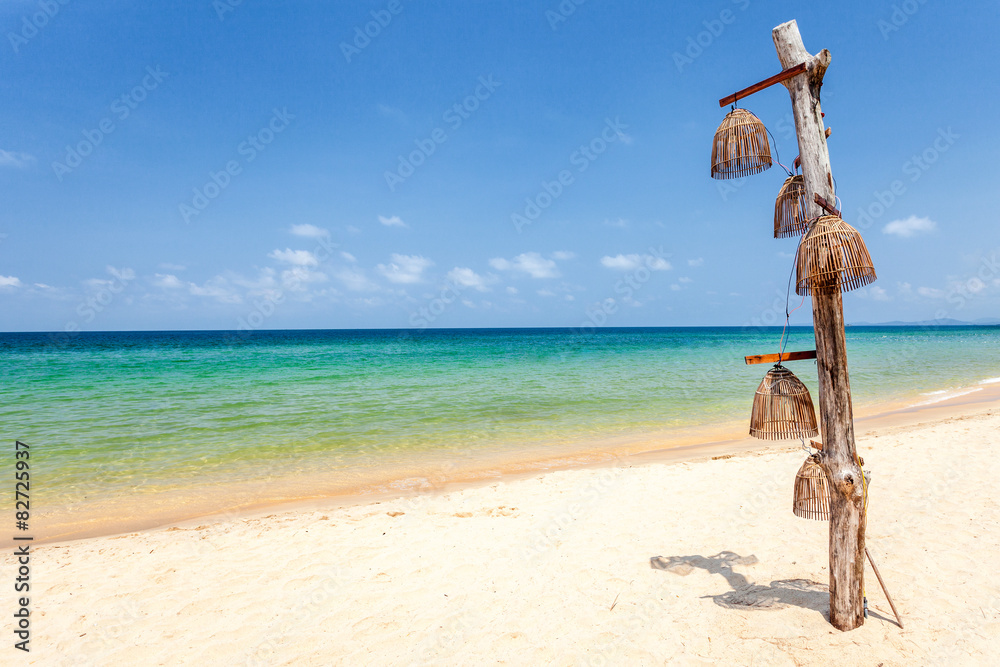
777, 226, 812, 361
765, 125, 794, 177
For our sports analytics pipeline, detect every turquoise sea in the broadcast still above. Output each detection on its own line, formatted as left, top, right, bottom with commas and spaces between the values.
3, 326, 1000, 534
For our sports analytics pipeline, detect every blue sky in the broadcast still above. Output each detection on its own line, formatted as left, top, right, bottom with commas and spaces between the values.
2, 0, 998, 332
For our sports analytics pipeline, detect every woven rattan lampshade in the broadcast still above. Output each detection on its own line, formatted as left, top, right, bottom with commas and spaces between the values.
795, 215, 877, 296
711, 108, 772, 179
749, 364, 819, 440
774, 174, 809, 238
793, 454, 830, 520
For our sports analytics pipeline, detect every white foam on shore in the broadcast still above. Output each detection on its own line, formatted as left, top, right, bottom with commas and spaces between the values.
978, 377, 1000, 385
915, 387, 984, 406
920, 390, 949, 396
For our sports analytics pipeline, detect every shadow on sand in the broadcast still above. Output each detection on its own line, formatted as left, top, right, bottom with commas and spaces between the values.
650, 551, 829, 616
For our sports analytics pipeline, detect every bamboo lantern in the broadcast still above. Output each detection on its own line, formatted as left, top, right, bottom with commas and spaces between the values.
711, 108, 773, 179
749, 364, 819, 440
795, 215, 877, 295
774, 174, 809, 238
793, 454, 830, 520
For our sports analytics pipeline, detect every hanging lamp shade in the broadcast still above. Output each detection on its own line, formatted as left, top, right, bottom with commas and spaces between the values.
749, 364, 819, 440
795, 215, 877, 296
773, 174, 809, 238
792, 454, 830, 520
711, 108, 773, 179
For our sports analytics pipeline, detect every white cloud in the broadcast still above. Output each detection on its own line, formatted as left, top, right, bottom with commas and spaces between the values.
159, 262, 186, 271
378, 215, 408, 228
279, 266, 328, 292
537, 289, 556, 297
869, 285, 890, 301
148, 261, 338, 307
883, 215, 937, 238
336, 268, 378, 291
917, 286, 945, 298
604, 218, 628, 228
232, 267, 278, 293
290, 223, 329, 238
447, 267, 491, 292
687, 257, 704, 267
377, 104, 407, 124
670, 284, 681, 291
0, 149, 34, 169
340, 252, 356, 262
269, 248, 319, 267
550, 250, 575, 261
678, 277, 693, 284
189, 276, 242, 303
959, 277, 986, 294
0, 275, 22, 288
600, 254, 671, 271
377, 253, 433, 284
108, 266, 135, 282
154, 274, 184, 289
506, 286, 518, 295
601, 254, 643, 271
489, 252, 559, 279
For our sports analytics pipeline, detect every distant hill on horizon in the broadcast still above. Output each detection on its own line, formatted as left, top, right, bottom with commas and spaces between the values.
848, 318, 1000, 327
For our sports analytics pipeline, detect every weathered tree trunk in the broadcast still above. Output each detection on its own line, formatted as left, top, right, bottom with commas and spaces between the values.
772, 19, 866, 631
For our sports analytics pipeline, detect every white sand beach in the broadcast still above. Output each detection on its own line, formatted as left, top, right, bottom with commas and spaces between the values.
8, 394, 1000, 665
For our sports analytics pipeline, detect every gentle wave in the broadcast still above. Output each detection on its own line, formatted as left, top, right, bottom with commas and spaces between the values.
2, 326, 999, 505
915, 387, 984, 406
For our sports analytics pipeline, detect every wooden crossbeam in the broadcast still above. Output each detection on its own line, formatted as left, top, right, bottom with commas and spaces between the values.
718, 62, 807, 107
744, 350, 817, 365
814, 193, 841, 217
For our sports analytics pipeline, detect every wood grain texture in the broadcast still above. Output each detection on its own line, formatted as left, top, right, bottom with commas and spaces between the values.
744, 350, 817, 365
772, 18, 867, 632
718, 62, 808, 107
813, 193, 841, 217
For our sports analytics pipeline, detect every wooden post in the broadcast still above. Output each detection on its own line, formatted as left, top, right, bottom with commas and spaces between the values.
772, 20, 867, 631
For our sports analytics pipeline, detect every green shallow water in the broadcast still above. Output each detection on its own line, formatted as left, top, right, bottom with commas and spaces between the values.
2, 326, 999, 508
